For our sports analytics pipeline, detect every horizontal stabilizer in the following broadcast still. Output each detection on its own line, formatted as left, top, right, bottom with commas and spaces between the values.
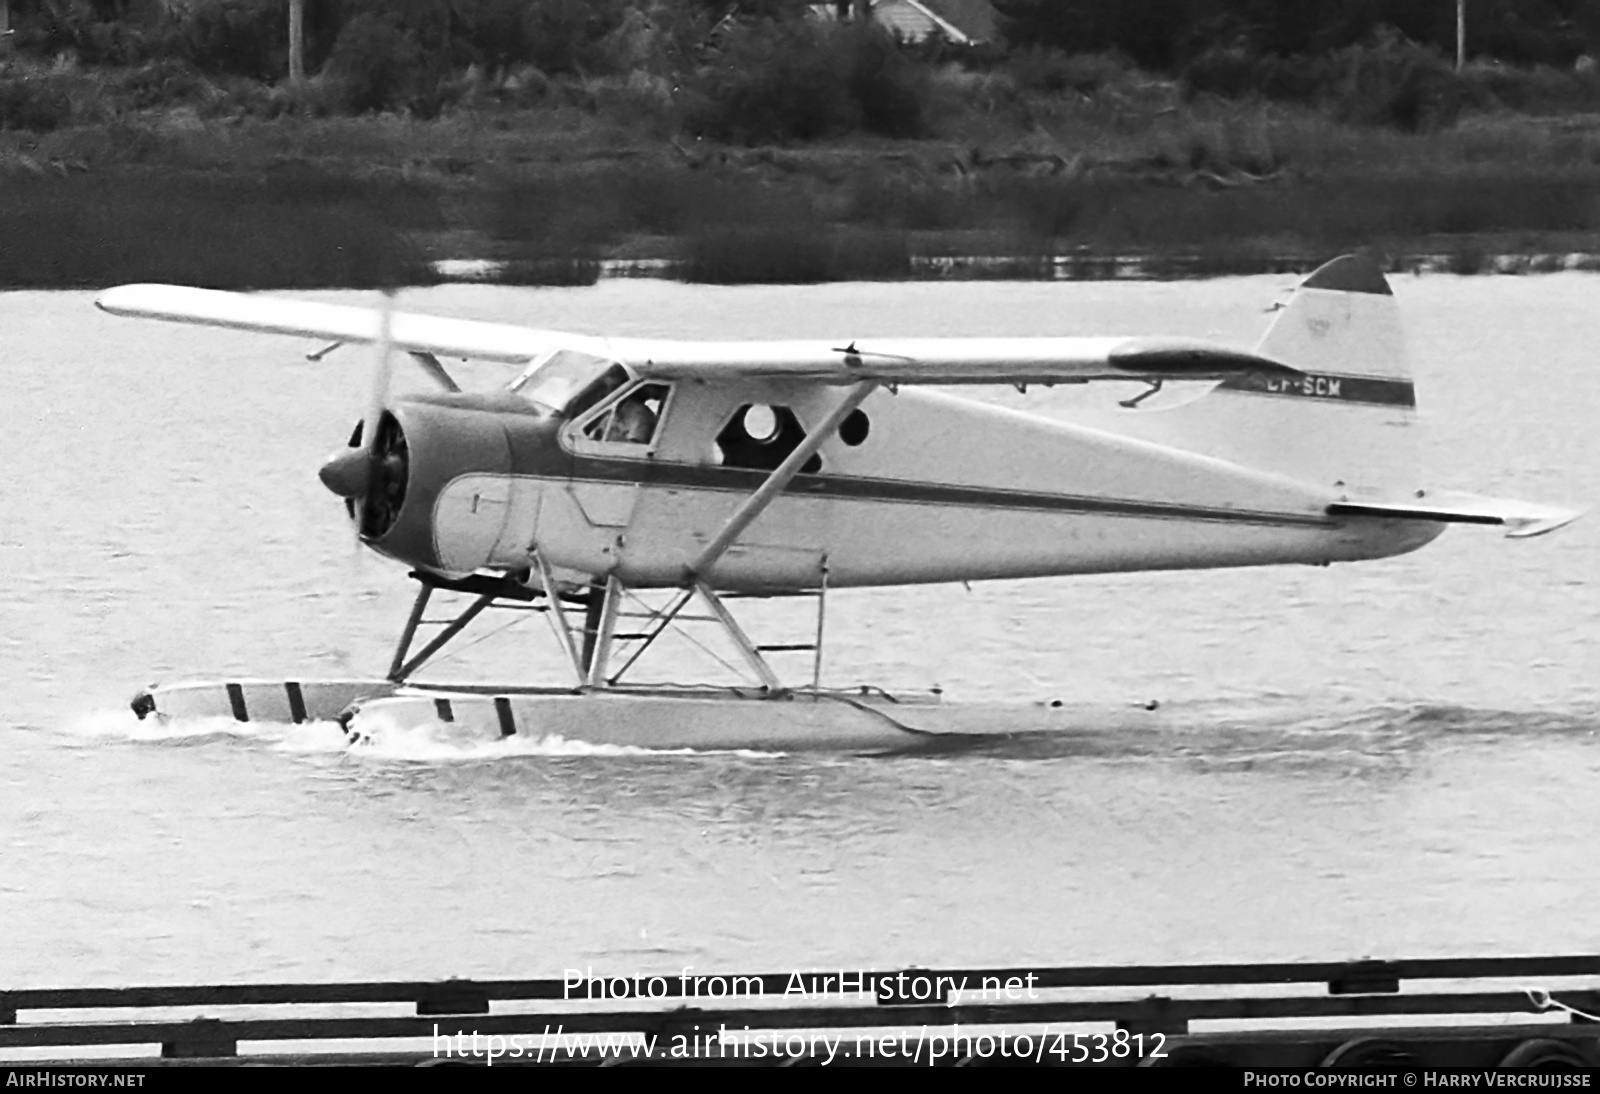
95, 284, 593, 364
1328, 491, 1581, 538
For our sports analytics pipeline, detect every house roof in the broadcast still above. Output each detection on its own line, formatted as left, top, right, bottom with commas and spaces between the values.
915, 0, 1000, 43
813, 0, 1002, 44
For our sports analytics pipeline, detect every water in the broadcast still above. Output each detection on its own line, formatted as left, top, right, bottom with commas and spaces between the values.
3, 274, 1597, 990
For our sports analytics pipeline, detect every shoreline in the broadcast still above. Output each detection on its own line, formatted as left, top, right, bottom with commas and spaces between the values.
434, 248, 1600, 285
10, 109, 1600, 290
7, 157, 1600, 290
9, 246, 1598, 293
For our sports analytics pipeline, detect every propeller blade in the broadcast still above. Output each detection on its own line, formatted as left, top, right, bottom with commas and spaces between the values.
363, 289, 397, 461
347, 290, 396, 546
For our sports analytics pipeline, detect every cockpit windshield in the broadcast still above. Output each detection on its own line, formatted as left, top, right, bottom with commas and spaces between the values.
517, 350, 631, 418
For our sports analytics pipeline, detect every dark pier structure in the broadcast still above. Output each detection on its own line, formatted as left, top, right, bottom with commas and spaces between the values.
4, 955, 1600, 1067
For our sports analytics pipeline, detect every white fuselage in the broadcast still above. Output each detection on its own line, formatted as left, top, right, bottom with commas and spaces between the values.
426, 383, 1439, 590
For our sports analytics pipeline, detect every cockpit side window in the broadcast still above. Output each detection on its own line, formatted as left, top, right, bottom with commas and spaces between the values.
582, 382, 670, 447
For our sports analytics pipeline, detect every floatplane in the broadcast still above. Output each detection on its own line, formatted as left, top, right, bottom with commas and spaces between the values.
99, 255, 1577, 750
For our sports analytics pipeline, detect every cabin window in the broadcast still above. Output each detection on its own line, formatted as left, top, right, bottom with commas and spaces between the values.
839, 409, 870, 446
580, 382, 670, 447
742, 404, 780, 443
716, 403, 822, 474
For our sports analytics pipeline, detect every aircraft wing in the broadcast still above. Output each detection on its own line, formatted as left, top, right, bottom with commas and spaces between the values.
99, 285, 1298, 386
95, 284, 602, 364
616, 336, 1302, 385
1328, 492, 1581, 538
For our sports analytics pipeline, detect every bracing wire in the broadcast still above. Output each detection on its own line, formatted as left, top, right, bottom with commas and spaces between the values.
615, 586, 752, 684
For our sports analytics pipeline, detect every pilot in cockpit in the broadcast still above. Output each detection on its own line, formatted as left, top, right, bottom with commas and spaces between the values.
605, 392, 658, 444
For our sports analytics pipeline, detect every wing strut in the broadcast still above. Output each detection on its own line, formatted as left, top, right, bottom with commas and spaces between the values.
410, 351, 462, 393
686, 382, 877, 581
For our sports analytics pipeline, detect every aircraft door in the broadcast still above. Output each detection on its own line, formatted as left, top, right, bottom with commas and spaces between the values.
562, 381, 673, 530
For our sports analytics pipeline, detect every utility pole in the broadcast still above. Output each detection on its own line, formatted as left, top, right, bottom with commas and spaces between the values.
1457, 0, 1466, 71
1, 0, 12, 58
288, 0, 305, 83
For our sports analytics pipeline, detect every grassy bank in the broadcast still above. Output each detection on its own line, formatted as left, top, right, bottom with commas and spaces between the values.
7, 78, 1600, 287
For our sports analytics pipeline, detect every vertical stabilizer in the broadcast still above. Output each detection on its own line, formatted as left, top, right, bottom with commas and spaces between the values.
1123, 255, 1420, 494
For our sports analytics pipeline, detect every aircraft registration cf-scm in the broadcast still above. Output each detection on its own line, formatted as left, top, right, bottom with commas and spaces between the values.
99, 255, 1579, 751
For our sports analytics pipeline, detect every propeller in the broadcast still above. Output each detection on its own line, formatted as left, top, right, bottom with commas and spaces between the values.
317, 289, 403, 541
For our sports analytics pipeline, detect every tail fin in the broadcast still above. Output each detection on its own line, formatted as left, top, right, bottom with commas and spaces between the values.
1136, 255, 1420, 493
1101, 255, 1580, 537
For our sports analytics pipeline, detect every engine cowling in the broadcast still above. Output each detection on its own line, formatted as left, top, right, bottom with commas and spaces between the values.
318, 392, 561, 573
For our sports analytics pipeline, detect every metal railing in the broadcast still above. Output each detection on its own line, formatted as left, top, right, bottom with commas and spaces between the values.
3, 955, 1598, 1066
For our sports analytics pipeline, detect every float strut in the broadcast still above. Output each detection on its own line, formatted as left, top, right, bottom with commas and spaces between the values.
387, 593, 494, 683
387, 583, 433, 681
812, 560, 828, 693
695, 581, 782, 692
533, 553, 586, 684
579, 579, 606, 674
605, 587, 696, 685
584, 576, 623, 688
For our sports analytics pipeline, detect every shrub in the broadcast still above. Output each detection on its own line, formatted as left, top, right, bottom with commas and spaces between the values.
1179, 44, 1260, 100
1180, 46, 1329, 104
177, 0, 285, 80
1006, 48, 1138, 96
111, 58, 213, 110
590, 70, 679, 125
446, 0, 629, 78
687, 19, 856, 143
76, 16, 170, 66
845, 23, 926, 138
325, 12, 428, 113
447, 0, 634, 78
1457, 61, 1600, 113
0, 70, 76, 132
1327, 28, 1462, 132
687, 19, 926, 144
452, 0, 544, 78
1182, 28, 1464, 132
11, 0, 174, 66
521, 0, 632, 76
